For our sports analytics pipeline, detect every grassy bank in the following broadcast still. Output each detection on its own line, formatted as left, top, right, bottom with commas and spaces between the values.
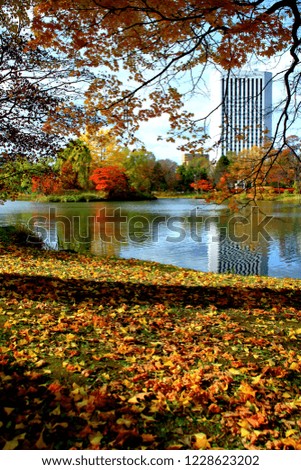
0, 245, 301, 450
15, 190, 156, 203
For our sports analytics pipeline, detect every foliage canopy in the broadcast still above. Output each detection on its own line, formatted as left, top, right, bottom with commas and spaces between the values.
30, 0, 301, 155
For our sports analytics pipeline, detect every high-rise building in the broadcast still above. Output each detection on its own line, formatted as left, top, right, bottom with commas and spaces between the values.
221, 70, 273, 155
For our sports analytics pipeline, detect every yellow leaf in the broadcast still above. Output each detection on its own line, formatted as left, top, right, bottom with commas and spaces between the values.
241, 428, 250, 437
192, 433, 210, 450
66, 333, 76, 341
141, 413, 156, 422
116, 418, 133, 427
4, 407, 14, 415
228, 368, 241, 375
252, 375, 262, 385
15, 423, 26, 430
282, 392, 291, 398
35, 359, 47, 368
50, 405, 61, 416
164, 360, 174, 367
35, 430, 48, 449
295, 328, 301, 335
128, 392, 151, 404
76, 399, 89, 408
286, 429, 297, 437
89, 432, 103, 446
238, 383, 256, 397
290, 362, 299, 370
3, 439, 19, 450
238, 419, 250, 429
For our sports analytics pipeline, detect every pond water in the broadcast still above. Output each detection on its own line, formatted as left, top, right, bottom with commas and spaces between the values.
1, 198, 301, 278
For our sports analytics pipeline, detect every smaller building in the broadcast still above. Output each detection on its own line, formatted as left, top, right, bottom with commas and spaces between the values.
182, 153, 209, 165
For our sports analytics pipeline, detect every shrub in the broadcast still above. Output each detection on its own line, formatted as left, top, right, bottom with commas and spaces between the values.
0, 224, 44, 248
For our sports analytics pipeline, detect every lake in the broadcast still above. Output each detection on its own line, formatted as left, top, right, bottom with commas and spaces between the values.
0, 198, 301, 278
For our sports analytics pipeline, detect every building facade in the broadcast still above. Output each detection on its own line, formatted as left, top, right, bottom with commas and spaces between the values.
221, 70, 273, 155
181, 152, 209, 165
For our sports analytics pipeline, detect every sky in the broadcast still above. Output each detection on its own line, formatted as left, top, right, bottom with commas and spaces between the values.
134, 52, 299, 165
135, 68, 222, 165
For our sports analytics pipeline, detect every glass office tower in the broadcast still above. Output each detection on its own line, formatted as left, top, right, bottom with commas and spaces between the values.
221, 70, 273, 155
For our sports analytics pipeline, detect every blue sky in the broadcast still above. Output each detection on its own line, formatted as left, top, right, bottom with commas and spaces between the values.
135, 52, 300, 165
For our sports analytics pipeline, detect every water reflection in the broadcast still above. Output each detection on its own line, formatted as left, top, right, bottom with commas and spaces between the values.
1, 199, 301, 278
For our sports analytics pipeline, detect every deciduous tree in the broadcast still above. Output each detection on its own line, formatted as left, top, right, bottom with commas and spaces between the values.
0, 3, 101, 200
31, 0, 301, 163
176, 157, 211, 192
125, 149, 156, 194
57, 139, 92, 190
191, 179, 213, 193
81, 129, 129, 169
90, 165, 130, 198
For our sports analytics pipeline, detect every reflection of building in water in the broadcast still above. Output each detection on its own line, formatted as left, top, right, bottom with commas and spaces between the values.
207, 221, 268, 276
217, 239, 268, 276
278, 233, 301, 264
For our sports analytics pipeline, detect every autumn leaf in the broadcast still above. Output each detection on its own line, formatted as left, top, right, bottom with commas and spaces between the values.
192, 433, 211, 450
35, 429, 48, 450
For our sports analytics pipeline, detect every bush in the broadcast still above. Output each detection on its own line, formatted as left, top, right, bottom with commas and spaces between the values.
0, 224, 44, 248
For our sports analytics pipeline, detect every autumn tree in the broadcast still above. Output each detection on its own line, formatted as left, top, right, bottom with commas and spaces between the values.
265, 150, 294, 191
90, 166, 130, 199
0, 159, 54, 200
57, 139, 92, 190
284, 135, 301, 193
125, 149, 156, 194
81, 129, 129, 169
156, 159, 179, 191
32, 172, 63, 196
150, 159, 180, 192
176, 157, 211, 192
190, 179, 213, 193
31, 0, 301, 173
213, 155, 231, 185
0, 3, 102, 200
228, 146, 270, 190
151, 161, 168, 191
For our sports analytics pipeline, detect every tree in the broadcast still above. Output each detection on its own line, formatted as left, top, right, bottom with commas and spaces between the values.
81, 129, 129, 169
285, 135, 301, 193
0, 159, 53, 200
176, 157, 210, 192
90, 165, 130, 198
213, 155, 231, 185
228, 146, 269, 190
151, 161, 168, 191
125, 149, 156, 194
32, 0, 301, 165
0, 3, 102, 200
57, 139, 92, 190
32, 172, 63, 196
156, 159, 179, 191
191, 179, 213, 193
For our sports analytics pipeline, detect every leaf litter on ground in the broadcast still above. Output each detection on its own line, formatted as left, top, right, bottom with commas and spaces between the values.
0, 244, 301, 449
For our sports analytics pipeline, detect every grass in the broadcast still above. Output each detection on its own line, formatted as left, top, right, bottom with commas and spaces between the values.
0, 244, 301, 450
16, 190, 156, 203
